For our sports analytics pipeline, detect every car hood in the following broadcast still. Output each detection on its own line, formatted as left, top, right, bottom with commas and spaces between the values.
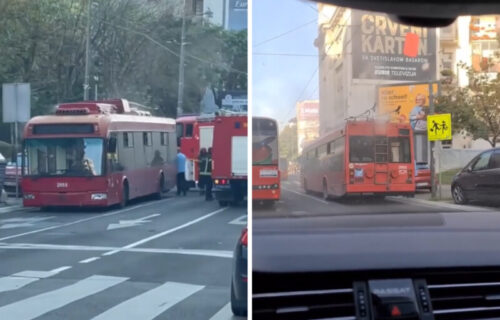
253, 211, 500, 273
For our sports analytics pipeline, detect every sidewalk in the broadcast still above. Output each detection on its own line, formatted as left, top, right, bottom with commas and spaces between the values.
0, 196, 24, 214
415, 184, 452, 202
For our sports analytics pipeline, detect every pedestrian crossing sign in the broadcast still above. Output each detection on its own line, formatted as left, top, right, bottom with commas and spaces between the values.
427, 113, 452, 141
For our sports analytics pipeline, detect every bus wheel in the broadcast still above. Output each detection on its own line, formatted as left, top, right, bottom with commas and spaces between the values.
322, 180, 330, 201
219, 200, 228, 207
120, 182, 129, 208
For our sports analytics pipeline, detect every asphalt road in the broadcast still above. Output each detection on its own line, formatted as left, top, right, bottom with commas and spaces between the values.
0, 192, 247, 320
254, 175, 498, 218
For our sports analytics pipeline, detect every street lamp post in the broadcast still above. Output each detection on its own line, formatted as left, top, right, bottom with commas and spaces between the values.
176, 0, 186, 116
83, 0, 91, 100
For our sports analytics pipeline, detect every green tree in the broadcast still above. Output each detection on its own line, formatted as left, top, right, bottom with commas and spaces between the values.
436, 63, 500, 147
0, 0, 247, 120
279, 122, 298, 161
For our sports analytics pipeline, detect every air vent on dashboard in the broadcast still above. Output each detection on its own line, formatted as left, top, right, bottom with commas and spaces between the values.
426, 270, 500, 320
253, 287, 355, 320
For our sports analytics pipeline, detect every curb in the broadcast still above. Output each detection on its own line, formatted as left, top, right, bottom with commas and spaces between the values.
389, 196, 495, 212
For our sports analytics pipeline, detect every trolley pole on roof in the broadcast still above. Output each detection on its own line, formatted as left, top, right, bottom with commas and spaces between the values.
176, 0, 187, 116
83, 0, 91, 100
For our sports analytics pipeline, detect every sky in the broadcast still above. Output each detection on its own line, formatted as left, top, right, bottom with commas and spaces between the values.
252, 0, 319, 127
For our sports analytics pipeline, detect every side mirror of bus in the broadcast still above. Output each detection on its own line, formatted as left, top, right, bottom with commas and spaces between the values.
108, 137, 117, 153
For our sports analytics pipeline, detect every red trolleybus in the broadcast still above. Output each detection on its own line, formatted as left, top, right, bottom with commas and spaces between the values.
252, 117, 280, 204
22, 99, 177, 208
301, 119, 415, 199
176, 114, 215, 188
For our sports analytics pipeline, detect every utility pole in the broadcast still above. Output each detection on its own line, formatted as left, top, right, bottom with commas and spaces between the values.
176, 0, 187, 116
83, 0, 91, 100
429, 82, 436, 199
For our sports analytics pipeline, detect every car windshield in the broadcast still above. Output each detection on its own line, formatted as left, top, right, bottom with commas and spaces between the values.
253, 1, 500, 218
25, 138, 104, 176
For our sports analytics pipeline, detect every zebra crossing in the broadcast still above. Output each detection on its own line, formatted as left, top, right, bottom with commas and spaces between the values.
0, 267, 239, 320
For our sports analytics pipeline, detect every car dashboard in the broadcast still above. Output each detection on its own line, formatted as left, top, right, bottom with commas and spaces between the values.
253, 212, 500, 320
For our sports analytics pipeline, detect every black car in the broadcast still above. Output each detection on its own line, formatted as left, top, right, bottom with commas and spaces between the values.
231, 227, 247, 316
452, 148, 500, 204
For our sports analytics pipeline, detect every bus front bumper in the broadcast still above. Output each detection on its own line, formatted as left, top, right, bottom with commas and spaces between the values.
22, 191, 110, 207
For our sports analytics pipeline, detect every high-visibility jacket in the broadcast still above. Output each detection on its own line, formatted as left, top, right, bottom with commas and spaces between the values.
199, 156, 212, 176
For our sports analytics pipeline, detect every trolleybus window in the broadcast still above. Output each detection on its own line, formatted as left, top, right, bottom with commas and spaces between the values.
25, 138, 104, 176
349, 136, 374, 163
389, 137, 411, 163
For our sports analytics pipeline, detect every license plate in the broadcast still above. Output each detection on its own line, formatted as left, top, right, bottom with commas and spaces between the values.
354, 168, 364, 178
417, 182, 428, 187
4, 182, 17, 186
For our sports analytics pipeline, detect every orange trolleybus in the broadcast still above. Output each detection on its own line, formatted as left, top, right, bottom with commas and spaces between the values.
252, 117, 280, 204
301, 118, 416, 199
22, 99, 177, 208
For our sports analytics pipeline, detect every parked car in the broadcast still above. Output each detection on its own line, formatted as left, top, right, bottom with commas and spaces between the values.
415, 162, 431, 191
231, 227, 247, 316
452, 148, 500, 204
4, 153, 23, 195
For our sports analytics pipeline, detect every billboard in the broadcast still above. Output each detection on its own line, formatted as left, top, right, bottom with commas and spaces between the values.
227, 0, 247, 31
351, 10, 437, 81
377, 83, 439, 133
296, 101, 319, 153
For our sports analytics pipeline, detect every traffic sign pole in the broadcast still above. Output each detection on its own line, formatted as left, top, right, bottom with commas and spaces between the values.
429, 83, 436, 199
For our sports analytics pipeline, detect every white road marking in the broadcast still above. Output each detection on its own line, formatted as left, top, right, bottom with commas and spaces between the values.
14, 266, 72, 278
292, 211, 308, 215
91, 281, 203, 320
0, 276, 38, 294
79, 257, 100, 264
0, 275, 127, 320
0, 242, 233, 258
102, 207, 228, 256
106, 213, 161, 230
0, 216, 55, 229
282, 187, 329, 204
209, 303, 240, 320
0, 199, 173, 242
0, 265, 72, 293
228, 215, 247, 225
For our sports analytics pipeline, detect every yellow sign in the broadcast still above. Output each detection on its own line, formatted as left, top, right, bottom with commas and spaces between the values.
427, 113, 452, 141
378, 83, 439, 132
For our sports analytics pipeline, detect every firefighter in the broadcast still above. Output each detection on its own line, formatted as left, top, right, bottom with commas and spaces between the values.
202, 148, 213, 201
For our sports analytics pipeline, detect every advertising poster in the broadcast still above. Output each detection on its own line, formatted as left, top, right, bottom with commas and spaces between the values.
377, 83, 439, 133
351, 10, 437, 81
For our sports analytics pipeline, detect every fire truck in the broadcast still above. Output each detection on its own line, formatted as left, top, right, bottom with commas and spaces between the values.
212, 113, 248, 206
176, 114, 215, 188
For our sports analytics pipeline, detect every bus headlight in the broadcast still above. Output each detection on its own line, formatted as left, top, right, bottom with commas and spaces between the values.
91, 193, 107, 200
24, 194, 35, 200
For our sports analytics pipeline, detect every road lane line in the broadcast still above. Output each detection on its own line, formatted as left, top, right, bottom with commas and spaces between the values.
0, 198, 173, 242
388, 197, 493, 212
209, 303, 238, 320
282, 187, 329, 204
102, 207, 228, 256
0, 275, 127, 320
91, 281, 203, 319
0, 266, 73, 293
0, 243, 233, 258
79, 257, 100, 264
